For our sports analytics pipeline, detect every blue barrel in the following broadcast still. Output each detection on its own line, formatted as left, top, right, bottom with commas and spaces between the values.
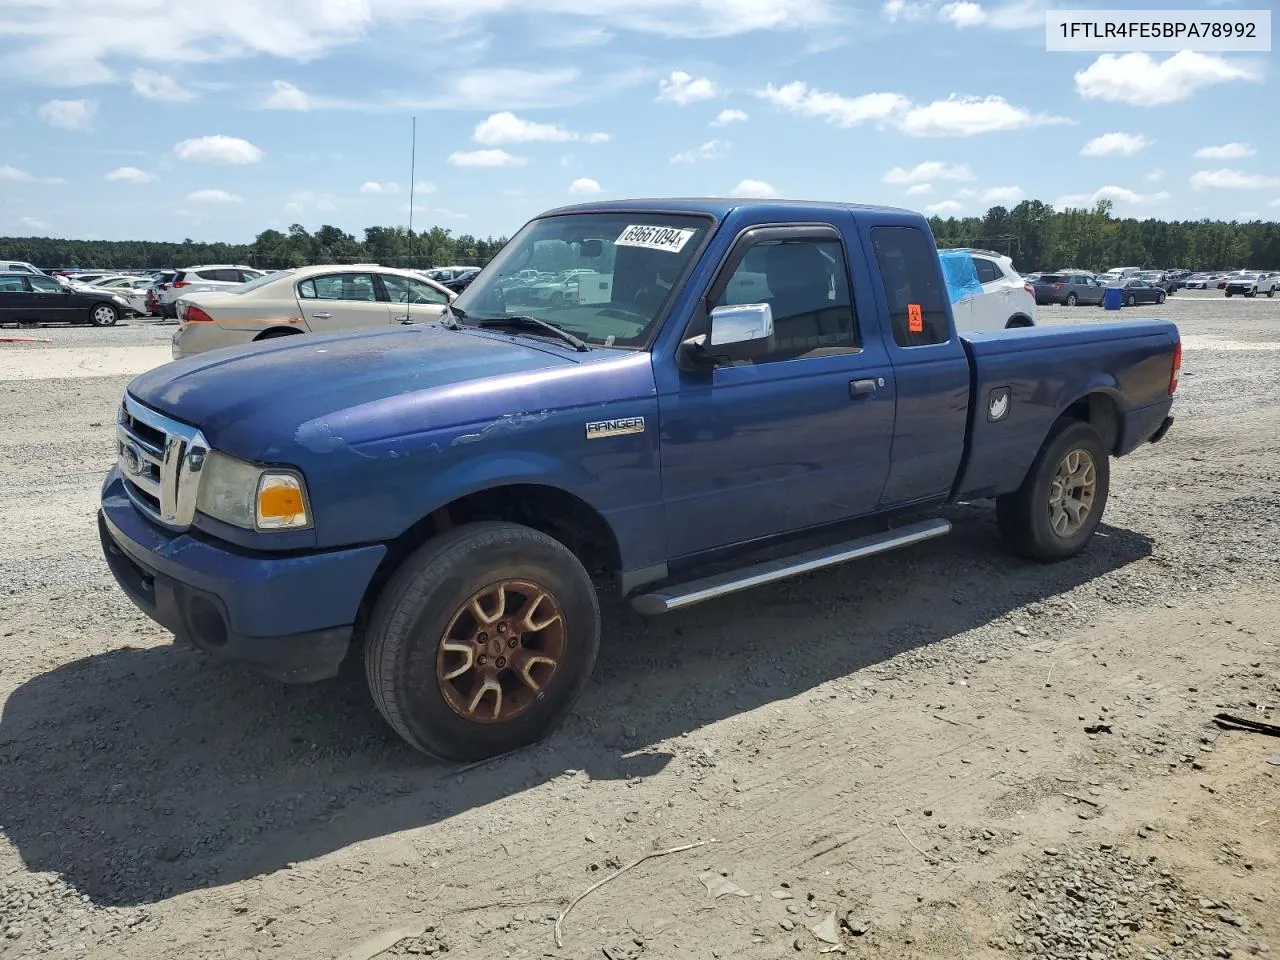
1103, 286, 1124, 311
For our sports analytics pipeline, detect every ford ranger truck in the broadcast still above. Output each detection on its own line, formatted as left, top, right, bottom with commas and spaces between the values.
99, 199, 1180, 761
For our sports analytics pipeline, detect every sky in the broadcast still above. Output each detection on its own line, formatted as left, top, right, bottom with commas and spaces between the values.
0, 0, 1275, 243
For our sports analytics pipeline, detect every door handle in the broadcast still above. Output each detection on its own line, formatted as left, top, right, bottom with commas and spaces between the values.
310, 312, 332, 319
850, 378, 878, 398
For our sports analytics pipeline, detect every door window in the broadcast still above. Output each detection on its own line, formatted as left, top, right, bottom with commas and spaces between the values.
382, 275, 450, 305
28, 276, 61, 292
973, 257, 1003, 284
297, 273, 379, 301
711, 236, 859, 363
869, 226, 951, 347
0, 277, 28, 292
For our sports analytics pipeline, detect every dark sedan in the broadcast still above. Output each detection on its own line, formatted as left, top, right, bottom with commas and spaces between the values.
0, 273, 136, 327
1111, 278, 1167, 306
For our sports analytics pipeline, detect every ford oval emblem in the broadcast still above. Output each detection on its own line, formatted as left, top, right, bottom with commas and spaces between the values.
121, 443, 142, 475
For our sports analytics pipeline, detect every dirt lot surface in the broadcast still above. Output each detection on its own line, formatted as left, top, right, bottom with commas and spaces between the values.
1, 294, 1278, 960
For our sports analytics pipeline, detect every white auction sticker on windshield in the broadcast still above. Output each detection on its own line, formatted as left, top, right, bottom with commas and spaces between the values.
615, 224, 696, 253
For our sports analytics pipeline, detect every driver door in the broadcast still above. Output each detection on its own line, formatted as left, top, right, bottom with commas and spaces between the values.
295, 272, 392, 331
379, 273, 452, 324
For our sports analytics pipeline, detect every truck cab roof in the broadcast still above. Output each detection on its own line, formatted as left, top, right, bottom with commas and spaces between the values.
539, 197, 921, 222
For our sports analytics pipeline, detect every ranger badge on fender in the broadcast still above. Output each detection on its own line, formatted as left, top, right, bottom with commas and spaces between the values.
585, 416, 646, 439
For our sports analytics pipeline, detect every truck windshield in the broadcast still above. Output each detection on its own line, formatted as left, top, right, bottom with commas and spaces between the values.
452, 212, 713, 348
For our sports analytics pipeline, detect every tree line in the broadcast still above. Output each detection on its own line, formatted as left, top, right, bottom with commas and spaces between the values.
1, 202, 1278, 273
0, 223, 509, 271
930, 199, 1280, 272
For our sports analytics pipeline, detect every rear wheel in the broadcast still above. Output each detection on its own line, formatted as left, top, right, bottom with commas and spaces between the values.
363, 521, 601, 761
1157, 291, 1166, 304
997, 420, 1110, 563
1225, 290, 1233, 298
1065, 293, 1078, 306
89, 303, 118, 327
1125, 293, 1136, 306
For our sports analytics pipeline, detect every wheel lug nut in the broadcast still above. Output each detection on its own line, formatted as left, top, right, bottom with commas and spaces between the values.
477, 632, 488, 643
478, 655, 487, 666
497, 623, 507, 633
507, 637, 518, 648
496, 657, 506, 668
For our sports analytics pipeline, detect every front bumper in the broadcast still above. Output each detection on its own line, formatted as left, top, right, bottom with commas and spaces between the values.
99, 468, 386, 682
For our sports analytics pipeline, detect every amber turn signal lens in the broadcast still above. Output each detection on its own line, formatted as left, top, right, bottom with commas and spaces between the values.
256, 474, 310, 530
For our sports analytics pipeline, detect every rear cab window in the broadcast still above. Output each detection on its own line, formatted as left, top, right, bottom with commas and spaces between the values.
869, 225, 951, 347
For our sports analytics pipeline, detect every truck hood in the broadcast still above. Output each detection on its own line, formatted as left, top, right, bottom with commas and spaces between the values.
127, 325, 581, 457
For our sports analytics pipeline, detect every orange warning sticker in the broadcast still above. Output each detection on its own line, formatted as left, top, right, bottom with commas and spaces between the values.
907, 303, 923, 334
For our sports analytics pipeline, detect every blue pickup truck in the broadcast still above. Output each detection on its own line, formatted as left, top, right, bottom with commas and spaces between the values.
99, 199, 1180, 760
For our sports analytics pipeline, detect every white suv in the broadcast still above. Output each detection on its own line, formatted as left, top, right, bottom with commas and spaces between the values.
1, 261, 45, 276
948, 249, 1037, 330
159, 264, 264, 318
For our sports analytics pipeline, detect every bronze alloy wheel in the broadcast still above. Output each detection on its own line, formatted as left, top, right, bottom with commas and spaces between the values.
435, 579, 567, 723
1048, 448, 1097, 538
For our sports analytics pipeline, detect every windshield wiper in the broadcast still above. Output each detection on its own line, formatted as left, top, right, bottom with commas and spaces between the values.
474, 315, 590, 352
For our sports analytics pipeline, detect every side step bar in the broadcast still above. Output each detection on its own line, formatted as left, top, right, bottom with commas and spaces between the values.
630, 517, 952, 616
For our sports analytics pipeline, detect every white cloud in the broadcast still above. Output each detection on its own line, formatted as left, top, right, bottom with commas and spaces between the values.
0, 164, 63, 185
359, 181, 400, 195
187, 188, 243, 204
1080, 132, 1151, 157
264, 80, 310, 110
472, 111, 606, 145
18, 216, 51, 231
712, 108, 749, 126
968, 185, 1024, 205
658, 71, 722, 106
0, 1, 839, 87
925, 200, 965, 216
936, 0, 1044, 28
1146, 168, 1165, 182
882, 0, 932, 20
938, 2, 986, 26
105, 166, 157, 184
447, 149, 527, 167
671, 139, 730, 164
413, 180, 437, 195
1193, 142, 1256, 160
1075, 51, 1261, 106
568, 177, 602, 195
37, 99, 95, 132
131, 69, 193, 102
755, 81, 909, 128
897, 95, 1071, 137
173, 135, 264, 164
906, 183, 933, 196
1190, 168, 1280, 190
1271, 198, 1280, 209
1054, 185, 1170, 209
729, 179, 779, 198
883, 161, 975, 185
283, 190, 339, 214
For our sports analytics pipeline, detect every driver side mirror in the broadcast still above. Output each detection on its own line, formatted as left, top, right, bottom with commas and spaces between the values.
682, 302, 775, 365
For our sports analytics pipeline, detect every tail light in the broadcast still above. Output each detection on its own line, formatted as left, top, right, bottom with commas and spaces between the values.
1054, 283, 1064, 291
184, 305, 215, 323
1169, 340, 1181, 395
172, 280, 189, 288
1024, 282, 1035, 297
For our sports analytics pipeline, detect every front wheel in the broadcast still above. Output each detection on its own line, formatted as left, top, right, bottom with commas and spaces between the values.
363, 521, 601, 761
1268, 289, 1275, 298
90, 303, 119, 327
1125, 294, 1136, 306
1157, 291, 1166, 304
1225, 290, 1233, 298
1065, 293, 1078, 306
996, 420, 1110, 563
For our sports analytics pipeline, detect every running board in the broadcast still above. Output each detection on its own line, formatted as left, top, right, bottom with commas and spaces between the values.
630, 518, 952, 616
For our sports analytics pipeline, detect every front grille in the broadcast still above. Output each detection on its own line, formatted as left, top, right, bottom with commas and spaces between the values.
116, 394, 208, 530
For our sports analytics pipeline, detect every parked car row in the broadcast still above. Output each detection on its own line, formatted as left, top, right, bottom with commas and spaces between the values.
0, 272, 139, 327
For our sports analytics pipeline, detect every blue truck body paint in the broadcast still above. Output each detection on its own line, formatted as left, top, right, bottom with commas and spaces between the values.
101, 198, 1179, 687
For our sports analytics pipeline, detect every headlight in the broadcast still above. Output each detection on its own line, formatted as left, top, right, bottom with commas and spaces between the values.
195, 450, 312, 531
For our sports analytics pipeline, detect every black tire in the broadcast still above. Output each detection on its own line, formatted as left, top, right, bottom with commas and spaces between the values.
1157, 291, 1166, 304
1225, 290, 1232, 298
996, 420, 1110, 563
363, 521, 600, 761
1065, 293, 1078, 306
254, 328, 301, 343
1268, 289, 1274, 298
89, 303, 119, 327
1125, 294, 1136, 307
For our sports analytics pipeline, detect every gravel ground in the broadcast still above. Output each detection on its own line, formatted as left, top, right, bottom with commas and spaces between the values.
0, 291, 1277, 960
